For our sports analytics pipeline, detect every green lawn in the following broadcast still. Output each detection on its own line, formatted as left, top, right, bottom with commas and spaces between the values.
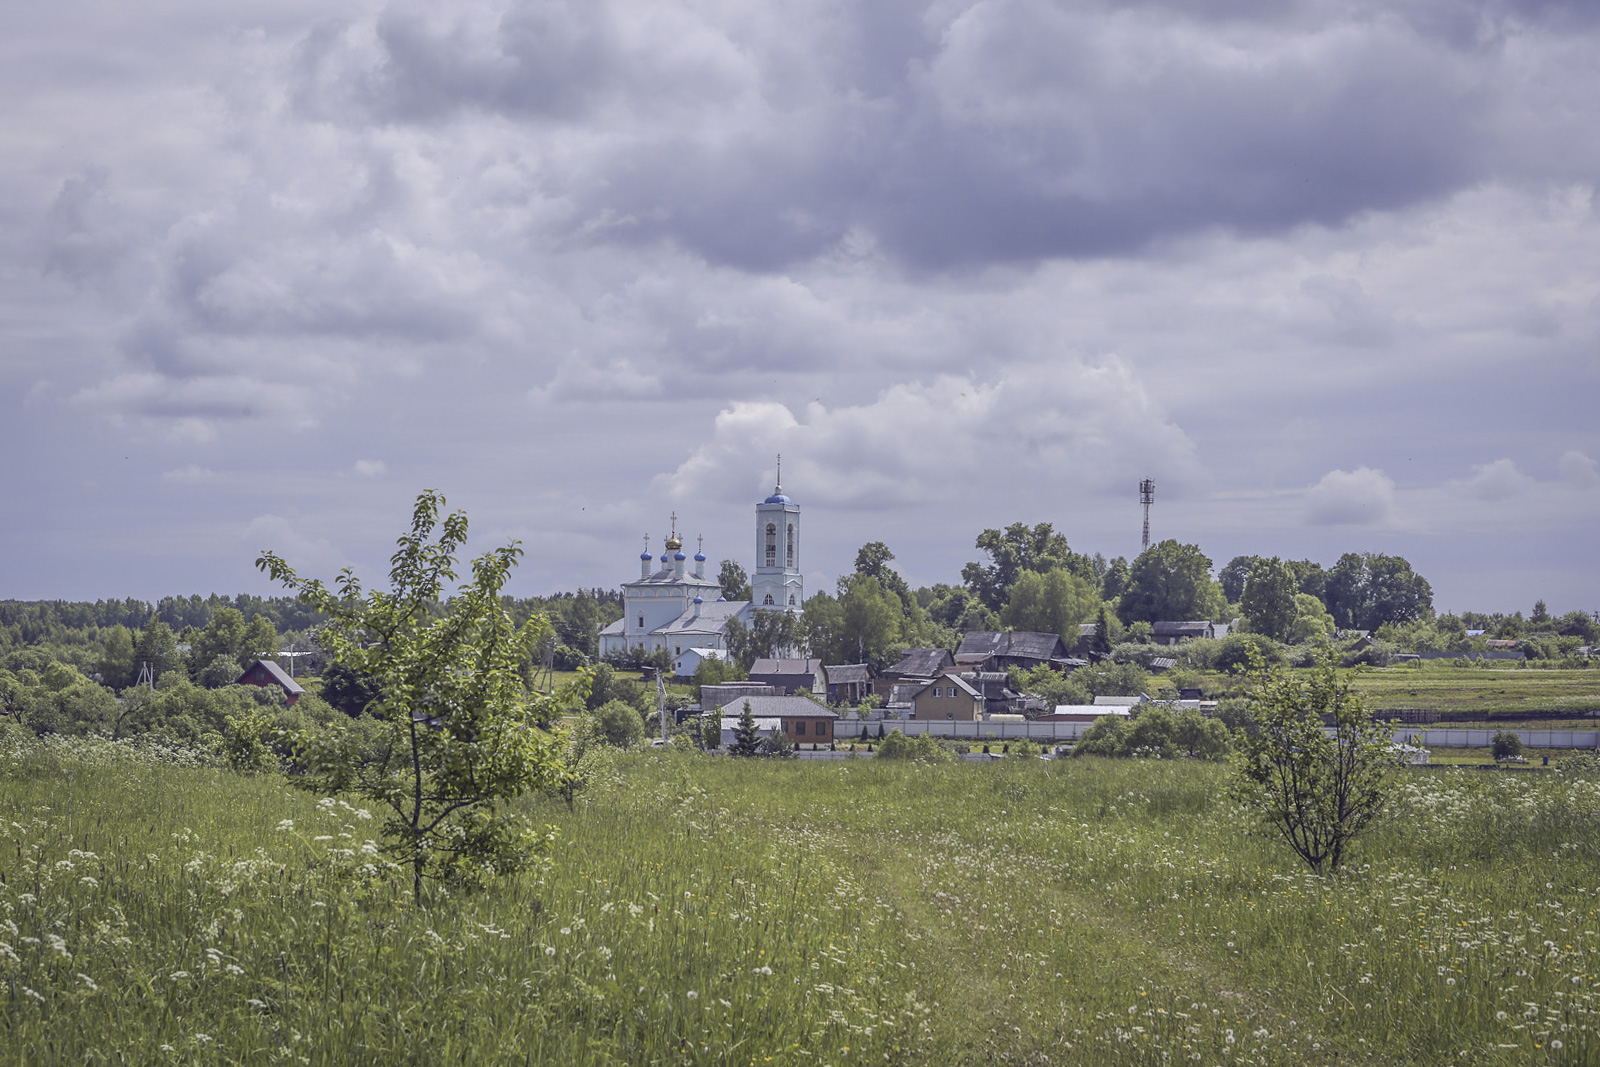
5, 737, 1598, 1064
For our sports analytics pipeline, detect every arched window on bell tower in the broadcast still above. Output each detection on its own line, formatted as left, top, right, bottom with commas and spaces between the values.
786, 523, 795, 568
765, 523, 777, 568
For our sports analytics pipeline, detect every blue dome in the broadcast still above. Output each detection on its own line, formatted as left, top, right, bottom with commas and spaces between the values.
675, 551, 686, 561
659, 553, 669, 562
764, 492, 791, 504
693, 596, 703, 605
716, 596, 726, 602
694, 552, 706, 562
640, 551, 652, 560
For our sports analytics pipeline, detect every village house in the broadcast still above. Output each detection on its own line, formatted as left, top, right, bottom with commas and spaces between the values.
719, 695, 838, 747
748, 657, 826, 695
955, 631, 1076, 671
234, 659, 304, 706
822, 663, 872, 706
908, 674, 983, 721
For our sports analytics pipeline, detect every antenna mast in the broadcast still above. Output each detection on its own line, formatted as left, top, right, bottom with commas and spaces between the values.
1139, 479, 1155, 551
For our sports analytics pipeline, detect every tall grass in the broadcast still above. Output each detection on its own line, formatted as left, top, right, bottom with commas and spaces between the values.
4, 736, 1599, 1064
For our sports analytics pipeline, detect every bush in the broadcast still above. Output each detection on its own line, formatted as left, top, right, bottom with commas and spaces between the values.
593, 699, 646, 749
1212, 634, 1283, 673
1070, 705, 1230, 761
874, 730, 955, 763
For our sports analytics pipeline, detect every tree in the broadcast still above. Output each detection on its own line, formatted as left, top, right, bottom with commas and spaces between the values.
1230, 653, 1396, 875
1241, 557, 1298, 642
257, 490, 566, 901
1286, 594, 1337, 645
1323, 553, 1433, 630
1117, 541, 1226, 625
1100, 557, 1130, 602
718, 560, 752, 602
320, 658, 385, 717
962, 522, 1094, 611
1089, 604, 1117, 657
724, 609, 806, 669
1492, 730, 1524, 764
1000, 568, 1100, 640
592, 699, 645, 748
1219, 556, 1258, 605
730, 700, 762, 756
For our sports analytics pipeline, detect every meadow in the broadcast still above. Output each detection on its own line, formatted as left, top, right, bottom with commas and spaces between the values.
4, 737, 1599, 1066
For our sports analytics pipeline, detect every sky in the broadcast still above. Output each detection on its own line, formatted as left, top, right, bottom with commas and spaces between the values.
3, 0, 1598, 616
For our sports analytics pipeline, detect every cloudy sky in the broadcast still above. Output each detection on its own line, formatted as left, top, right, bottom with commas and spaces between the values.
4, 0, 1598, 615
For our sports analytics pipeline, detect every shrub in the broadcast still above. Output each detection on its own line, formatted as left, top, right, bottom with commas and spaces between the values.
874, 730, 955, 763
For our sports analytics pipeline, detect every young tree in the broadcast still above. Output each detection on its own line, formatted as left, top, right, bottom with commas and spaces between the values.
730, 700, 762, 756
1491, 730, 1524, 763
1241, 557, 1298, 641
1230, 652, 1396, 875
718, 559, 752, 602
257, 490, 566, 901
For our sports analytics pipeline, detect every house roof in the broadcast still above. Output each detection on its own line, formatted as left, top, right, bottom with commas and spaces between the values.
1094, 694, 1145, 705
656, 600, 749, 636
750, 658, 823, 676
824, 663, 872, 684
886, 648, 954, 677
956, 631, 1070, 661
1048, 704, 1132, 718
1152, 621, 1213, 636
236, 658, 305, 695
719, 695, 838, 719
911, 674, 980, 699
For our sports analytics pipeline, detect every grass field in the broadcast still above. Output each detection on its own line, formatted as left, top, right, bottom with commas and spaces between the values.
1343, 665, 1600, 717
5, 737, 1599, 1065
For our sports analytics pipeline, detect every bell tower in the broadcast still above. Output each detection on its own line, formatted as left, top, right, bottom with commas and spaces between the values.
751, 456, 803, 613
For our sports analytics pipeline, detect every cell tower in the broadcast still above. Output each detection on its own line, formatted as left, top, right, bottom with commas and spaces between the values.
1139, 479, 1155, 551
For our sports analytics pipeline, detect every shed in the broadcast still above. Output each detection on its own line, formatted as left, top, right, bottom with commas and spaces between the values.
234, 659, 305, 706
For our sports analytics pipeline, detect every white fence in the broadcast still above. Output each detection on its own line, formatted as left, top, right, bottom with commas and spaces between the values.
1393, 728, 1600, 750
834, 720, 1600, 749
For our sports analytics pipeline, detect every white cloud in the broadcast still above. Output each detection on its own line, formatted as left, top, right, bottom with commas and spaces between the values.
352, 459, 386, 477
1304, 467, 1397, 525
160, 464, 218, 483
246, 514, 350, 579
659, 357, 1201, 509
1455, 457, 1535, 501
1559, 449, 1600, 490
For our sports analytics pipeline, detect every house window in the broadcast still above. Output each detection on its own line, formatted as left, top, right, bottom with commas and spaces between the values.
788, 594, 796, 606
931, 686, 942, 698
796, 721, 806, 735
637, 616, 644, 629
786, 524, 795, 567
763, 594, 775, 605
765, 523, 777, 567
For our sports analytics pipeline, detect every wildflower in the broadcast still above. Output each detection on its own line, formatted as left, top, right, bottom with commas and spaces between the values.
687, 990, 698, 999
544, 947, 556, 957
77, 973, 99, 991
170, 970, 190, 980
275, 820, 294, 832
560, 928, 571, 936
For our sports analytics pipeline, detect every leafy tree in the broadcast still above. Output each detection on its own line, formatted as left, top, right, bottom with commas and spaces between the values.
198, 654, 245, 689
1072, 705, 1229, 760
718, 560, 752, 602
962, 522, 1094, 611
1099, 557, 1130, 602
1073, 660, 1150, 699
724, 609, 806, 669
1219, 556, 1258, 605
257, 490, 567, 901
1000, 568, 1099, 640
874, 730, 955, 763
1530, 600, 1551, 627
592, 699, 645, 749
1491, 730, 1524, 763
320, 658, 384, 717
1323, 553, 1433, 630
97, 625, 138, 690
1010, 664, 1090, 709
1286, 594, 1337, 645
1241, 557, 1299, 642
1117, 541, 1226, 625
730, 700, 762, 757
1230, 653, 1396, 875
134, 620, 180, 681
700, 710, 722, 750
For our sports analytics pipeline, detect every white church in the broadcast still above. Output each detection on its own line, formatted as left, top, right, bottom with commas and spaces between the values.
597, 476, 804, 668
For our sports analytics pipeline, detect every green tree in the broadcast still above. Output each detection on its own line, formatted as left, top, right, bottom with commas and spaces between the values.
1218, 555, 1258, 604
1286, 594, 1337, 645
1100, 557, 1130, 602
1241, 557, 1299, 641
718, 560, 752, 602
1491, 730, 1524, 763
1230, 653, 1396, 875
1118, 541, 1226, 625
1000, 567, 1100, 640
1090, 604, 1117, 656
257, 490, 566, 901
198, 654, 244, 689
592, 699, 646, 748
962, 522, 1094, 611
730, 700, 762, 756
1323, 553, 1433, 630
98, 625, 138, 690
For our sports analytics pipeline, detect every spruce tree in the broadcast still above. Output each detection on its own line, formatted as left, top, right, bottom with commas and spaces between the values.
731, 700, 762, 757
